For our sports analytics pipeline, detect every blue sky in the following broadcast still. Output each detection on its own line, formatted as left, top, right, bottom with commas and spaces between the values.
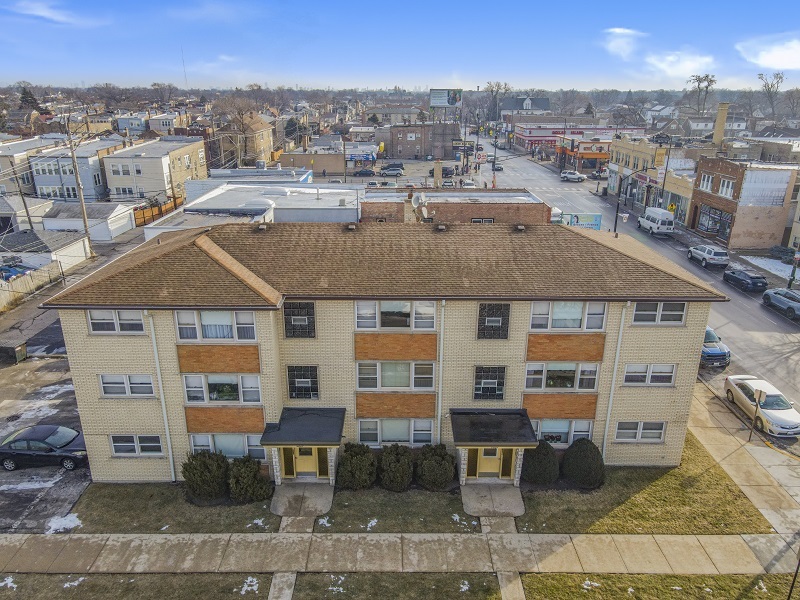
1, 0, 800, 91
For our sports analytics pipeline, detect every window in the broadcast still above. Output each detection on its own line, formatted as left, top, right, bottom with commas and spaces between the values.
60, 163, 74, 175
356, 362, 434, 390
474, 366, 506, 399
121, 164, 131, 176
699, 173, 713, 191
190, 433, 263, 459
100, 374, 154, 396
358, 418, 433, 446
198, 150, 206, 165
283, 302, 315, 338
623, 364, 676, 385
111, 434, 163, 455
134, 163, 142, 175
356, 300, 435, 330
183, 374, 261, 403
175, 310, 256, 341
615, 421, 665, 442
93, 173, 102, 186
529, 301, 606, 331
632, 302, 685, 325
477, 303, 510, 339
471, 218, 494, 223
525, 362, 598, 390
531, 419, 593, 446
115, 187, 134, 197
184, 154, 191, 168
20, 172, 31, 185
111, 164, 120, 176
64, 186, 77, 199
719, 178, 734, 198
288, 366, 319, 399
88, 309, 144, 333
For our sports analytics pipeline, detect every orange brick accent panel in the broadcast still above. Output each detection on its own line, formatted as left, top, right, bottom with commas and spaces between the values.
354, 333, 438, 361
522, 394, 598, 419
526, 333, 605, 362
356, 393, 436, 418
177, 345, 260, 373
184, 406, 265, 433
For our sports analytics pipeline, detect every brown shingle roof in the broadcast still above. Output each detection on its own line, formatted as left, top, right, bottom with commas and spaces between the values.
43, 223, 727, 309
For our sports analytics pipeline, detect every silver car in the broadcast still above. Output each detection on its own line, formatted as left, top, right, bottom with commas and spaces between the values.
724, 375, 800, 437
762, 288, 800, 319
687, 244, 729, 268
560, 170, 586, 182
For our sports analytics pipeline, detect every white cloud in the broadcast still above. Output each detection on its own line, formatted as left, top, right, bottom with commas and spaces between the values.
602, 28, 647, 61
736, 32, 800, 70
644, 51, 715, 79
9, 0, 106, 27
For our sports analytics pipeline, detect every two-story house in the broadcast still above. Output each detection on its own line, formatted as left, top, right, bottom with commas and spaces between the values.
44, 223, 724, 487
0, 135, 68, 198
147, 112, 190, 135
114, 112, 149, 136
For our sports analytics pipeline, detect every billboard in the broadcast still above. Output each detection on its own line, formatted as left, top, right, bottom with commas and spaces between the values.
451, 140, 475, 150
430, 88, 462, 108
561, 213, 602, 230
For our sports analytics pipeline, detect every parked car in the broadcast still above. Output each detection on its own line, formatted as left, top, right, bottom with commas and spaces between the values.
384, 162, 404, 170
442, 179, 455, 188
462, 180, 477, 188
701, 326, 730, 367
0, 425, 87, 471
379, 181, 398, 188
762, 288, 800, 319
329, 179, 343, 183
367, 181, 379, 188
491, 163, 504, 171
380, 168, 404, 177
405, 183, 417, 189
353, 169, 375, 177
723, 269, 768, 292
724, 375, 800, 437
589, 168, 609, 180
476, 144, 484, 151
637, 207, 674, 236
687, 244, 729, 268
560, 170, 585, 182
429, 166, 455, 177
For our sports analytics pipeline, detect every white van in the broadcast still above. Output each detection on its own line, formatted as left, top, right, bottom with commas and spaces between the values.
637, 207, 674, 235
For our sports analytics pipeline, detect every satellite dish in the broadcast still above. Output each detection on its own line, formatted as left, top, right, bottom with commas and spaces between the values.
411, 193, 421, 208
419, 192, 427, 206
421, 206, 428, 218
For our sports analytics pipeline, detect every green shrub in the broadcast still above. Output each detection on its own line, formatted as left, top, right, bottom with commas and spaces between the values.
181, 451, 229, 502
337, 443, 377, 490
562, 438, 605, 489
229, 456, 273, 504
379, 444, 414, 492
415, 444, 455, 491
521, 441, 560, 485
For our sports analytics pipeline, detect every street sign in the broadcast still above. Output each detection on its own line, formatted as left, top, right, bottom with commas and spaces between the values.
667, 203, 676, 213
795, 252, 800, 261
476, 152, 488, 163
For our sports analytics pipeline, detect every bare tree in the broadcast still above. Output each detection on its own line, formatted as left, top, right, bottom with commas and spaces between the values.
484, 81, 512, 121
214, 94, 261, 165
589, 89, 621, 109
90, 83, 131, 110
554, 89, 587, 116
734, 89, 760, 119
758, 72, 785, 118
686, 74, 717, 116
784, 88, 800, 119
151, 82, 178, 104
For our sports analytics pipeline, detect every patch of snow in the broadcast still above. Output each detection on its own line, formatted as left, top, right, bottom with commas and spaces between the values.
0, 576, 17, 590
36, 383, 75, 401
328, 574, 346, 594
741, 255, 795, 279
582, 580, 601, 589
704, 588, 713, 594
755, 580, 768, 593
45, 513, 82, 534
159, 525, 169, 531
246, 518, 266, 529
628, 587, 634, 595
63, 577, 85, 588
363, 518, 378, 531
451, 513, 460, 522
238, 576, 259, 595
460, 580, 470, 592
318, 516, 331, 527
671, 587, 682, 590
0, 479, 58, 492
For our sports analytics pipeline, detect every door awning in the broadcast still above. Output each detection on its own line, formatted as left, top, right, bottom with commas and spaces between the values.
450, 408, 538, 447
261, 407, 346, 447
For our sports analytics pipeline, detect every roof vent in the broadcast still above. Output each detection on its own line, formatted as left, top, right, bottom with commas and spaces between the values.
258, 224, 267, 231
347, 223, 357, 231
515, 224, 525, 231
436, 224, 447, 232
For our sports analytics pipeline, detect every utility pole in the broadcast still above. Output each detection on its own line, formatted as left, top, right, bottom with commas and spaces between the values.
343, 137, 347, 183
66, 119, 96, 257
9, 162, 34, 230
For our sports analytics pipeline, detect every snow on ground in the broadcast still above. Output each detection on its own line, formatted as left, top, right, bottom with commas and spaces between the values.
45, 513, 82, 534
238, 576, 259, 595
318, 516, 331, 527
741, 255, 796, 280
63, 577, 85, 588
582, 580, 601, 589
362, 518, 378, 531
460, 580, 470, 592
0, 576, 16, 590
246, 518, 266, 529
159, 525, 169, 531
0, 478, 59, 492
328, 575, 346, 593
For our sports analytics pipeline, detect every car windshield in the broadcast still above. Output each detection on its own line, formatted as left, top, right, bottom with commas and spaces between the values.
43, 426, 79, 448
760, 394, 792, 411
704, 329, 720, 343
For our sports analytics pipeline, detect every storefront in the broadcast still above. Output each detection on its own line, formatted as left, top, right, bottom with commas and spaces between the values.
662, 190, 690, 225
697, 205, 733, 242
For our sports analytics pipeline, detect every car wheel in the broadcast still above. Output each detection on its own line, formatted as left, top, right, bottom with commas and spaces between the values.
726, 390, 735, 403
2, 458, 17, 471
755, 417, 765, 433
741, 282, 749, 291
61, 458, 76, 471
788, 308, 797, 320
649, 228, 654, 236
637, 221, 642, 229
701, 258, 707, 268
687, 250, 693, 259
763, 295, 771, 306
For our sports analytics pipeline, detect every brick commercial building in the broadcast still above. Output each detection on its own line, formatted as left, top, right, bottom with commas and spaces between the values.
44, 223, 724, 486
385, 122, 461, 160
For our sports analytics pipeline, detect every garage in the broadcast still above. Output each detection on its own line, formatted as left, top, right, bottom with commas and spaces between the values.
42, 202, 137, 242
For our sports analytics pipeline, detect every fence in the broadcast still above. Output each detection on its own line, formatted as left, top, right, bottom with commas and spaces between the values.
133, 197, 184, 227
0, 261, 63, 314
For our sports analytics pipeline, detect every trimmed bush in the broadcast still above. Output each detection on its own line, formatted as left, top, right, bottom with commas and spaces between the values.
562, 438, 605, 489
229, 456, 273, 504
337, 443, 377, 490
181, 450, 229, 502
521, 441, 560, 485
379, 444, 414, 492
415, 444, 455, 491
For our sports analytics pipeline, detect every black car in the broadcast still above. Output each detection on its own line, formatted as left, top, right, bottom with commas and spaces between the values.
476, 144, 484, 151
723, 269, 769, 291
0, 425, 87, 471
353, 169, 375, 177
428, 166, 455, 177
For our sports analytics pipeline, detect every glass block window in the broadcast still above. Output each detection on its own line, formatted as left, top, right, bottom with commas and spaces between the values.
283, 302, 316, 338
474, 366, 506, 400
288, 366, 319, 399
477, 303, 510, 339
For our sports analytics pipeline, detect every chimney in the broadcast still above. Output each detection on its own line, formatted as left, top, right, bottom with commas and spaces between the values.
712, 102, 729, 147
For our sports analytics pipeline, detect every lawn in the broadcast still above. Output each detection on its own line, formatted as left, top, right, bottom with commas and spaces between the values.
71, 483, 281, 534
521, 574, 792, 599
0, 574, 272, 599
295, 573, 500, 599
516, 432, 772, 535
314, 488, 481, 533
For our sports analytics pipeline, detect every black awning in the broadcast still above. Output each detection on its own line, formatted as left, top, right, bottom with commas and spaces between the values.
450, 408, 538, 447
261, 407, 346, 446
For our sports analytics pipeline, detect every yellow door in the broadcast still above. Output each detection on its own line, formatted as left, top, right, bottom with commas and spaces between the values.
478, 447, 501, 477
295, 447, 317, 476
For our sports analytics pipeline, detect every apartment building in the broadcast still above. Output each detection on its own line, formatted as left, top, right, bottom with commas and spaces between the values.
217, 113, 274, 168
102, 138, 207, 203
45, 223, 723, 486
0, 135, 68, 197
147, 112, 190, 134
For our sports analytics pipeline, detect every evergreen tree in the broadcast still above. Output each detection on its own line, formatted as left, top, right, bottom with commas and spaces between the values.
19, 87, 43, 112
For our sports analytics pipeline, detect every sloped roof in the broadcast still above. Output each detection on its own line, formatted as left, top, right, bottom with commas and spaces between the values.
499, 97, 551, 111
0, 229, 85, 253
43, 223, 726, 310
43, 202, 136, 220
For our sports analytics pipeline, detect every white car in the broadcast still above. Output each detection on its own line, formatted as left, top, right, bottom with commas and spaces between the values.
560, 170, 586, 182
367, 181, 379, 188
442, 179, 455, 188
688, 244, 729, 268
462, 180, 477, 188
724, 375, 800, 437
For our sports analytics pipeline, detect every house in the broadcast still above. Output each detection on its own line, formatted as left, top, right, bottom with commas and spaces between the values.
43, 222, 724, 485
682, 116, 749, 139
102, 137, 207, 203
499, 97, 551, 119
0, 195, 54, 233
643, 105, 679, 123
216, 113, 274, 167
689, 157, 800, 249
29, 135, 125, 201
42, 201, 137, 242
115, 112, 149, 136
363, 106, 423, 126
147, 112, 190, 134
0, 135, 68, 198
0, 229, 90, 271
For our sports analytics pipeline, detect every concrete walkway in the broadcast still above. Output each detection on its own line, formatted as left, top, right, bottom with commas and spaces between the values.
0, 532, 794, 575
461, 485, 525, 518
